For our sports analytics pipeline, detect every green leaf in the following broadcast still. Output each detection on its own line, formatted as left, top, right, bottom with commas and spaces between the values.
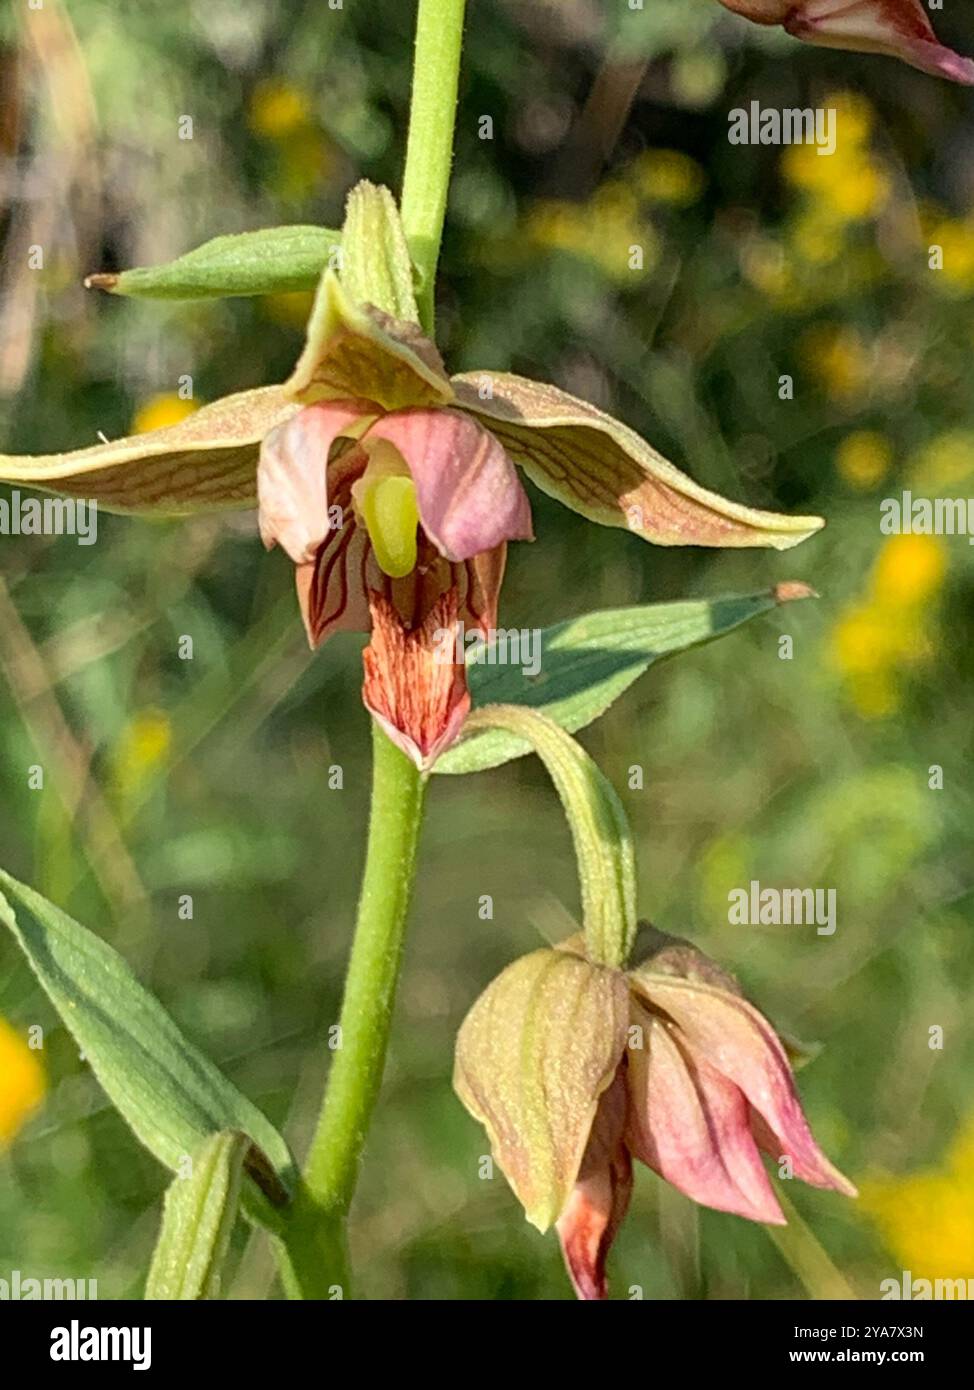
85, 226, 340, 299
0, 867, 295, 1220
435, 584, 815, 775
145, 1130, 250, 1300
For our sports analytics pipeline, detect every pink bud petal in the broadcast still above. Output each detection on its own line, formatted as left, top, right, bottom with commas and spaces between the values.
556, 1069, 633, 1301
626, 1005, 785, 1224
258, 400, 373, 563
363, 408, 534, 562
635, 977, 857, 1198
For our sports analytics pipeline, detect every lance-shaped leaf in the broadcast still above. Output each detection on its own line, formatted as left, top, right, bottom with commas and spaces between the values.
286, 270, 454, 411
435, 584, 815, 775
454, 706, 636, 968
0, 387, 296, 514
453, 374, 823, 550
0, 868, 295, 1222
85, 226, 341, 300
145, 1130, 250, 1300
454, 948, 629, 1230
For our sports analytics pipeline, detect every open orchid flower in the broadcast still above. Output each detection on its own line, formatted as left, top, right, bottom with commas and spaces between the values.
454, 925, 856, 1301
718, 0, 974, 83
0, 251, 822, 768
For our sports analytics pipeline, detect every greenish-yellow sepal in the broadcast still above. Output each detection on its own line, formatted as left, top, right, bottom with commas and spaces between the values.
453, 948, 629, 1231
286, 271, 454, 411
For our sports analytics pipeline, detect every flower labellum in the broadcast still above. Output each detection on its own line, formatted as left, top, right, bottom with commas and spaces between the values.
454, 926, 856, 1300
362, 589, 471, 772
717, 0, 974, 83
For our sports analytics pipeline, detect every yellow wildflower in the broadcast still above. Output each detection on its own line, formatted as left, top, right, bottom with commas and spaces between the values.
801, 323, 870, 402
525, 180, 658, 281
925, 217, 974, 291
132, 394, 199, 435
630, 149, 705, 207
781, 93, 888, 228
0, 1016, 46, 1147
829, 162, 890, 222
113, 709, 172, 799
872, 535, 947, 610
860, 1118, 974, 1280
828, 536, 946, 718
248, 80, 313, 140
830, 602, 901, 677
836, 431, 893, 490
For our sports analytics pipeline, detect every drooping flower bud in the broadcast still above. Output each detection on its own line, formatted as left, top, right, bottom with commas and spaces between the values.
455, 925, 856, 1300
453, 948, 630, 1230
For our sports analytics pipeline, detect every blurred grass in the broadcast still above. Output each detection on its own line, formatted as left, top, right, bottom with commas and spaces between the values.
1, 0, 972, 1298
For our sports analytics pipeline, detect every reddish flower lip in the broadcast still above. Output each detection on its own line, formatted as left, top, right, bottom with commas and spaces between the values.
362, 588, 471, 772
287, 440, 510, 650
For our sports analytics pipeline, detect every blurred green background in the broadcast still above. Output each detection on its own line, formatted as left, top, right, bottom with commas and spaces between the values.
1, 0, 972, 1299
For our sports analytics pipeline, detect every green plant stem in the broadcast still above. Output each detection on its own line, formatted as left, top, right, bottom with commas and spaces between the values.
400, 0, 468, 333
281, 723, 427, 1297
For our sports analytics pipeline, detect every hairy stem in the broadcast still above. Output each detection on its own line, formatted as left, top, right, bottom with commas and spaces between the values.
282, 723, 426, 1297
400, 0, 468, 333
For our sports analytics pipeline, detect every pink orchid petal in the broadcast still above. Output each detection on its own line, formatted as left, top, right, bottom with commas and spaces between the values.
636, 976, 857, 1197
363, 408, 534, 562
626, 1006, 785, 1224
258, 400, 373, 564
556, 1069, 633, 1301
295, 446, 374, 646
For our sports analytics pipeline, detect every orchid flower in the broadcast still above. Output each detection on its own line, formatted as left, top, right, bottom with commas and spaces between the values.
718, 0, 974, 83
0, 189, 821, 769
454, 925, 856, 1301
